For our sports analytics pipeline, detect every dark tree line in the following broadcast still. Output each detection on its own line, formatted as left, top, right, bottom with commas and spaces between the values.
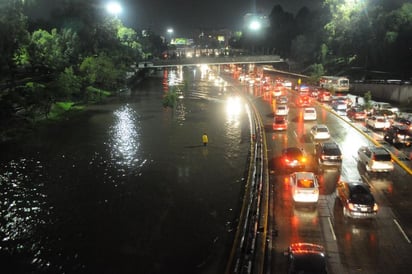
0, 0, 166, 126
237, 0, 412, 79
1, 0, 412, 129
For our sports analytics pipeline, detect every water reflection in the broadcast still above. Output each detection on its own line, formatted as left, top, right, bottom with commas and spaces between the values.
0, 158, 51, 269
110, 105, 142, 167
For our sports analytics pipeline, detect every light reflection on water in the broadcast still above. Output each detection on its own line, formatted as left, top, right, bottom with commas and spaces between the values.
0, 158, 51, 269
109, 105, 143, 168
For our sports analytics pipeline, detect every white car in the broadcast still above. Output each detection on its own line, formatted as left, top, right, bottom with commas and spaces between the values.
303, 107, 317, 121
357, 146, 394, 172
310, 124, 330, 140
366, 115, 391, 130
275, 104, 289, 116
290, 172, 319, 203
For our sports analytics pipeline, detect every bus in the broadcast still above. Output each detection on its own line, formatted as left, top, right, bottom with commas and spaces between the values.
319, 76, 350, 93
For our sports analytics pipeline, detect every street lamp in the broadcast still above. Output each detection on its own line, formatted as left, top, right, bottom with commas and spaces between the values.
167, 28, 174, 42
106, 2, 122, 17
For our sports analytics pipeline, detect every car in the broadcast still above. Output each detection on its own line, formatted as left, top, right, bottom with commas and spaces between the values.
357, 146, 394, 172
392, 116, 412, 129
310, 124, 330, 140
296, 95, 311, 107
284, 243, 327, 274
383, 125, 412, 146
372, 102, 399, 114
332, 101, 347, 115
281, 147, 307, 170
366, 115, 391, 130
317, 89, 331, 102
275, 104, 289, 116
336, 180, 379, 219
347, 105, 366, 120
282, 80, 292, 89
273, 115, 288, 131
303, 107, 317, 121
315, 141, 342, 168
373, 109, 397, 120
290, 172, 319, 203
276, 95, 288, 104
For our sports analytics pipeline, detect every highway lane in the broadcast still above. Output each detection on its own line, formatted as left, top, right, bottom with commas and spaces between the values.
240, 83, 412, 273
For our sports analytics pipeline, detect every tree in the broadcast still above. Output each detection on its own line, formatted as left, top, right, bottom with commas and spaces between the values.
0, 0, 29, 78
55, 66, 81, 100
79, 54, 121, 90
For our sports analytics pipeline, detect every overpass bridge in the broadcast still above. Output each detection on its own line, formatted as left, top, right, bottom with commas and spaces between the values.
138, 55, 284, 68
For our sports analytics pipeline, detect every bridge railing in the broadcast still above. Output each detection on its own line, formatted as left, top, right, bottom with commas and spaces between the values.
140, 55, 283, 68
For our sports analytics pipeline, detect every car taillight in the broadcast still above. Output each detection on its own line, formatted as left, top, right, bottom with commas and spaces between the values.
348, 203, 355, 211
301, 157, 307, 163
373, 203, 379, 211
321, 154, 326, 160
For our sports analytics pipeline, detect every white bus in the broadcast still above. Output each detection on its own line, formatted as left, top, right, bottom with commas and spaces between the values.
319, 76, 350, 93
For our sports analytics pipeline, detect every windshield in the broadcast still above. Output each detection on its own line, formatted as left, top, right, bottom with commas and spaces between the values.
374, 154, 391, 161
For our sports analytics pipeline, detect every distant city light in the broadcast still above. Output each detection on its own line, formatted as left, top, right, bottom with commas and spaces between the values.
106, 2, 122, 16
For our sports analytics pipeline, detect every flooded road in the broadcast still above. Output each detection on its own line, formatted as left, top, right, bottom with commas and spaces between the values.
0, 67, 251, 274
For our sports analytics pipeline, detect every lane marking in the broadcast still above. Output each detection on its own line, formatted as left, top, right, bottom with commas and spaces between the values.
328, 217, 337, 241
393, 219, 411, 244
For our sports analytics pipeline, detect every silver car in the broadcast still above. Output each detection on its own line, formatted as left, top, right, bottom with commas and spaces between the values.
357, 146, 394, 172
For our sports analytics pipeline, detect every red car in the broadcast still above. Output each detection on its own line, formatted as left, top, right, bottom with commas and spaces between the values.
296, 95, 311, 107
317, 89, 331, 102
273, 115, 288, 131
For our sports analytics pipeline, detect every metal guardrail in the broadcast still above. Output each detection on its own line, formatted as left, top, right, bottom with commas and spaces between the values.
225, 95, 269, 274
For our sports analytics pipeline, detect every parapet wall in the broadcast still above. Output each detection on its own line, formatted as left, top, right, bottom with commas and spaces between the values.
350, 84, 412, 104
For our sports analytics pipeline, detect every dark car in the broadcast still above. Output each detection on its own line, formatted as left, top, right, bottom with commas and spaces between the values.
392, 117, 412, 128
281, 147, 307, 170
284, 243, 327, 274
315, 141, 342, 168
336, 181, 378, 219
347, 105, 366, 120
383, 125, 412, 146
276, 95, 288, 104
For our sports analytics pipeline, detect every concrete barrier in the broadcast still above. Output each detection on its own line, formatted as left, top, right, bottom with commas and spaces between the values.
350, 84, 412, 105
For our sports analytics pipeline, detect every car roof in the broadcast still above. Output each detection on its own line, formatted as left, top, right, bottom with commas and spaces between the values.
320, 141, 340, 149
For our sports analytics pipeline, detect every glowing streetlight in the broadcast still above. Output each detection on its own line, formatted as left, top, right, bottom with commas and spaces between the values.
167, 28, 174, 44
106, 2, 122, 17
249, 20, 261, 31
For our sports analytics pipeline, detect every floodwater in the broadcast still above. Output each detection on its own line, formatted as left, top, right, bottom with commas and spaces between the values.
0, 67, 251, 274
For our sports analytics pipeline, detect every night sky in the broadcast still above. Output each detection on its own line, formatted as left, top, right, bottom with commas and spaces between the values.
27, 0, 323, 36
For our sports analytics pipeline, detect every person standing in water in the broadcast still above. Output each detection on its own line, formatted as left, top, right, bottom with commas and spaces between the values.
202, 133, 208, 146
